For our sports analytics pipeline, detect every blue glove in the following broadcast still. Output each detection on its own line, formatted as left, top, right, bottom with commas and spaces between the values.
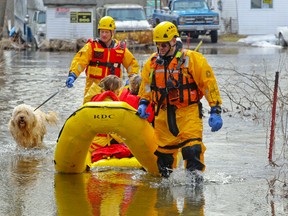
66, 72, 77, 88
137, 99, 150, 119
208, 106, 223, 132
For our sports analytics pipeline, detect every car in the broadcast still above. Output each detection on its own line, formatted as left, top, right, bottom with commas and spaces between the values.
275, 26, 288, 47
96, 3, 153, 47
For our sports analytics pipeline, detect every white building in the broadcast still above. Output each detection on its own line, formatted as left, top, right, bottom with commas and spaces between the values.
217, 0, 288, 35
43, 0, 96, 41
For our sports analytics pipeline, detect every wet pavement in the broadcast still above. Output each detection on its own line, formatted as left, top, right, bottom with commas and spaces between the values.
0, 42, 288, 215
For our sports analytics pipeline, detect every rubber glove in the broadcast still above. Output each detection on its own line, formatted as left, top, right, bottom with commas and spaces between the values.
208, 106, 223, 132
137, 99, 150, 119
125, 79, 130, 86
66, 72, 77, 88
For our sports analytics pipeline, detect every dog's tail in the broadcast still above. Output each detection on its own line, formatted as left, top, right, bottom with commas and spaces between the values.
45, 111, 59, 125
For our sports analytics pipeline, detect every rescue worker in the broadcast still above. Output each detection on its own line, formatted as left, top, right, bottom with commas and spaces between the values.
137, 21, 223, 178
65, 16, 140, 104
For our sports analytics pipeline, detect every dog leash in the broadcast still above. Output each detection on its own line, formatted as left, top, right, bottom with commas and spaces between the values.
34, 86, 66, 111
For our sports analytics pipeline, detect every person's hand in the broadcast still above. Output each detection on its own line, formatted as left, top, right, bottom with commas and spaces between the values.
208, 106, 223, 132
137, 99, 150, 119
66, 72, 77, 88
125, 79, 129, 86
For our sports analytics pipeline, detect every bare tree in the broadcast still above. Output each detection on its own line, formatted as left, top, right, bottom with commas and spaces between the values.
219, 53, 288, 201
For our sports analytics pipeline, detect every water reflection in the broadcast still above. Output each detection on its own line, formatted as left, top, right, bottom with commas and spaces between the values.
155, 185, 205, 215
54, 171, 205, 216
8, 152, 45, 216
1, 47, 288, 215
11, 154, 42, 186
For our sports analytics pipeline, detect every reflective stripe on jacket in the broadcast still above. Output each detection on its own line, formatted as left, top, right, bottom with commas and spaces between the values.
150, 50, 203, 109
85, 39, 126, 79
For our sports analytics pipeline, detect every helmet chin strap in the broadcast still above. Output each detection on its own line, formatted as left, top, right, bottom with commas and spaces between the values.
157, 48, 169, 58
158, 42, 175, 58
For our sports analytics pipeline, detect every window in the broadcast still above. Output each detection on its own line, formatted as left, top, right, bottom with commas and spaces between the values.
146, 0, 161, 18
174, 0, 208, 11
251, 0, 273, 9
38, 11, 46, 24
107, 9, 146, 21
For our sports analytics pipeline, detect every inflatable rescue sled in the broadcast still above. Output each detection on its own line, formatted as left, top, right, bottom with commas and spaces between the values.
54, 101, 159, 175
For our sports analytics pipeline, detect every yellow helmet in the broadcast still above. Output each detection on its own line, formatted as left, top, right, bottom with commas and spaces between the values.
98, 16, 116, 30
153, 21, 179, 42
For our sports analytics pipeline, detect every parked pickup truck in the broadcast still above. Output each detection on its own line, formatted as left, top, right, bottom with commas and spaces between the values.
275, 26, 288, 47
152, 0, 220, 43
96, 2, 153, 47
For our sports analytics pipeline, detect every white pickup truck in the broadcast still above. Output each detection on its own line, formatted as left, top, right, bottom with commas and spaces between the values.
275, 26, 288, 47
96, 3, 153, 47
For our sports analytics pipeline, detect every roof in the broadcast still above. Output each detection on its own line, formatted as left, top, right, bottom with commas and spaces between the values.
43, 0, 96, 6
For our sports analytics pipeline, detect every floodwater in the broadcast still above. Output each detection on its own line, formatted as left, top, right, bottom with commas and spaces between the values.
0, 42, 288, 216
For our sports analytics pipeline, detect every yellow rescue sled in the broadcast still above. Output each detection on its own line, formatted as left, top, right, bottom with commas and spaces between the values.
54, 101, 159, 175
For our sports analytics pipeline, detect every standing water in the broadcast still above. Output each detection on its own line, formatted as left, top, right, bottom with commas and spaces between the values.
0, 43, 287, 215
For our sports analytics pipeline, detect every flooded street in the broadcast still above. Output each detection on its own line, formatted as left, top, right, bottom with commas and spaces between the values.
0, 42, 288, 216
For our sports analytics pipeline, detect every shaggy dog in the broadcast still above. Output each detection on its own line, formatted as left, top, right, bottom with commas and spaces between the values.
8, 104, 58, 148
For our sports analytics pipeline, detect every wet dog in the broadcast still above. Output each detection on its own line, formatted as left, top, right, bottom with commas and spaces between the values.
8, 104, 58, 148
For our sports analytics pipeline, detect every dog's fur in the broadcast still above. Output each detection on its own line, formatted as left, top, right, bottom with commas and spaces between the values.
8, 104, 58, 148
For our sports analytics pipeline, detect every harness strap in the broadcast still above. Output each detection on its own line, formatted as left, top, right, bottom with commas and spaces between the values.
167, 104, 179, 136
159, 138, 202, 150
152, 81, 198, 116
178, 71, 184, 103
176, 51, 185, 102
186, 77, 191, 103
152, 82, 197, 93
154, 89, 166, 116
176, 52, 184, 70
87, 39, 124, 76
89, 61, 121, 68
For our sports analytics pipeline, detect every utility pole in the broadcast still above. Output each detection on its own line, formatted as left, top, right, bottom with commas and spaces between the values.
0, 0, 8, 40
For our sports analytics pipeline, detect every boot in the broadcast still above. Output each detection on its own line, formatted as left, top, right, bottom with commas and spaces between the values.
154, 150, 174, 178
182, 145, 205, 172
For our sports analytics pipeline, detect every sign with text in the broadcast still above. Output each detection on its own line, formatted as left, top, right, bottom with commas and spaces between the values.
70, 12, 92, 23
263, 0, 272, 4
55, 8, 70, 18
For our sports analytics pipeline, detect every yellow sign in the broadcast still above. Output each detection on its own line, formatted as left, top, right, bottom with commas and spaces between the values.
70, 12, 92, 23
263, 0, 272, 4
70, 12, 77, 23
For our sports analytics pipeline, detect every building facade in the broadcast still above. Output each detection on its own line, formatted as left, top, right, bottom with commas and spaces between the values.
218, 0, 288, 35
43, 0, 95, 40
